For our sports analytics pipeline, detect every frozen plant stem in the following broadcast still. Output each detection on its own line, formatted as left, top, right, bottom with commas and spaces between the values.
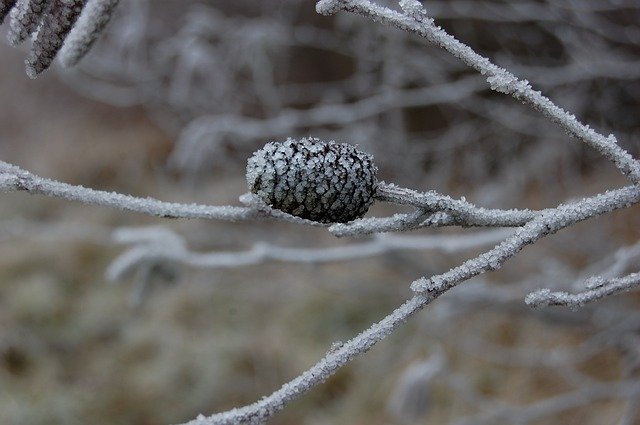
375, 182, 538, 227
179, 294, 434, 425
107, 226, 511, 282
58, 0, 121, 67
526, 272, 640, 309
181, 184, 638, 424
0, 159, 543, 231
0, 160, 323, 226
410, 185, 640, 293
316, 0, 640, 184
2, 0, 121, 77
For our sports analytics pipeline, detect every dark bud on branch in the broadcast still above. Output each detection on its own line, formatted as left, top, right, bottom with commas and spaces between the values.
247, 137, 378, 223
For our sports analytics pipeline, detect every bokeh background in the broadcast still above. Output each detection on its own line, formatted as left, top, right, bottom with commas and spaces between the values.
1, 1, 640, 424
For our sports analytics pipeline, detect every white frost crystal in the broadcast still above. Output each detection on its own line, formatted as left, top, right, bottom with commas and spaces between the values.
247, 137, 378, 223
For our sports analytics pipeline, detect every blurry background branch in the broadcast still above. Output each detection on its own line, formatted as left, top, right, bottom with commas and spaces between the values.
527, 272, 640, 309
2, 0, 120, 78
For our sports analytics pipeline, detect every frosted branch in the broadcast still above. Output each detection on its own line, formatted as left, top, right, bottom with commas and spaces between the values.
410, 185, 640, 293
177, 182, 638, 423
0, 160, 322, 226
526, 272, 640, 309
178, 295, 433, 425
376, 182, 538, 227
58, 0, 120, 67
2, 0, 120, 77
330, 183, 540, 237
316, 0, 640, 184
107, 225, 511, 282
329, 210, 433, 237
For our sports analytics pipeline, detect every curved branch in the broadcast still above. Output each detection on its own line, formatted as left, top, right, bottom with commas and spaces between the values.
316, 0, 640, 183
107, 225, 511, 282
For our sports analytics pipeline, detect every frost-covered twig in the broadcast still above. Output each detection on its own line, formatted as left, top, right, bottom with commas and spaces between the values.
330, 182, 541, 237
58, 0, 120, 67
2, 0, 120, 77
181, 182, 638, 423
410, 185, 640, 293
329, 210, 433, 237
316, 0, 640, 184
376, 182, 538, 227
0, 160, 322, 225
453, 380, 640, 425
179, 294, 433, 425
0, 156, 558, 236
526, 272, 640, 309
107, 225, 511, 282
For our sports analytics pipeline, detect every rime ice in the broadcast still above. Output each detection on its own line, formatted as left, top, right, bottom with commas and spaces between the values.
247, 137, 378, 223
3, 0, 119, 77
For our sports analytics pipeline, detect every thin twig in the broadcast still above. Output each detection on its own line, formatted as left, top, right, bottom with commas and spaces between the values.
411, 185, 640, 293
0, 160, 322, 226
316, 0, 640, 183
526, 272, 640, 309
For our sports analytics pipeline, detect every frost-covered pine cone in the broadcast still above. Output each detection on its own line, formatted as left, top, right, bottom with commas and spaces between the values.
2, 0, 120, 78
247, 138, 378, 224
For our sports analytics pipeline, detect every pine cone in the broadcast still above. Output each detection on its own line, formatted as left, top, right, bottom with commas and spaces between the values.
247, 138, 378, 223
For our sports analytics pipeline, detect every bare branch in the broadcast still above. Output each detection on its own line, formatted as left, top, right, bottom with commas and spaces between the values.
58, 0, 120, 67
107, 225, 511, 282
178, 295, 433, 425
176, 181, 639, 424
316, 0, 640, 183
411, 185, 640, 293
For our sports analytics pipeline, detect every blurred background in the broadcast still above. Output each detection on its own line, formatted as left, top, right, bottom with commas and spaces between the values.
1, 1, 639, 424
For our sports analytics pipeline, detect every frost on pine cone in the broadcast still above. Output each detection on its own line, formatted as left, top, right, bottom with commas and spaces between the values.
247, 138, 378, 223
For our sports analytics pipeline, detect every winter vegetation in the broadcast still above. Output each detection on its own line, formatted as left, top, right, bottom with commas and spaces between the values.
0, 0, 639, 424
